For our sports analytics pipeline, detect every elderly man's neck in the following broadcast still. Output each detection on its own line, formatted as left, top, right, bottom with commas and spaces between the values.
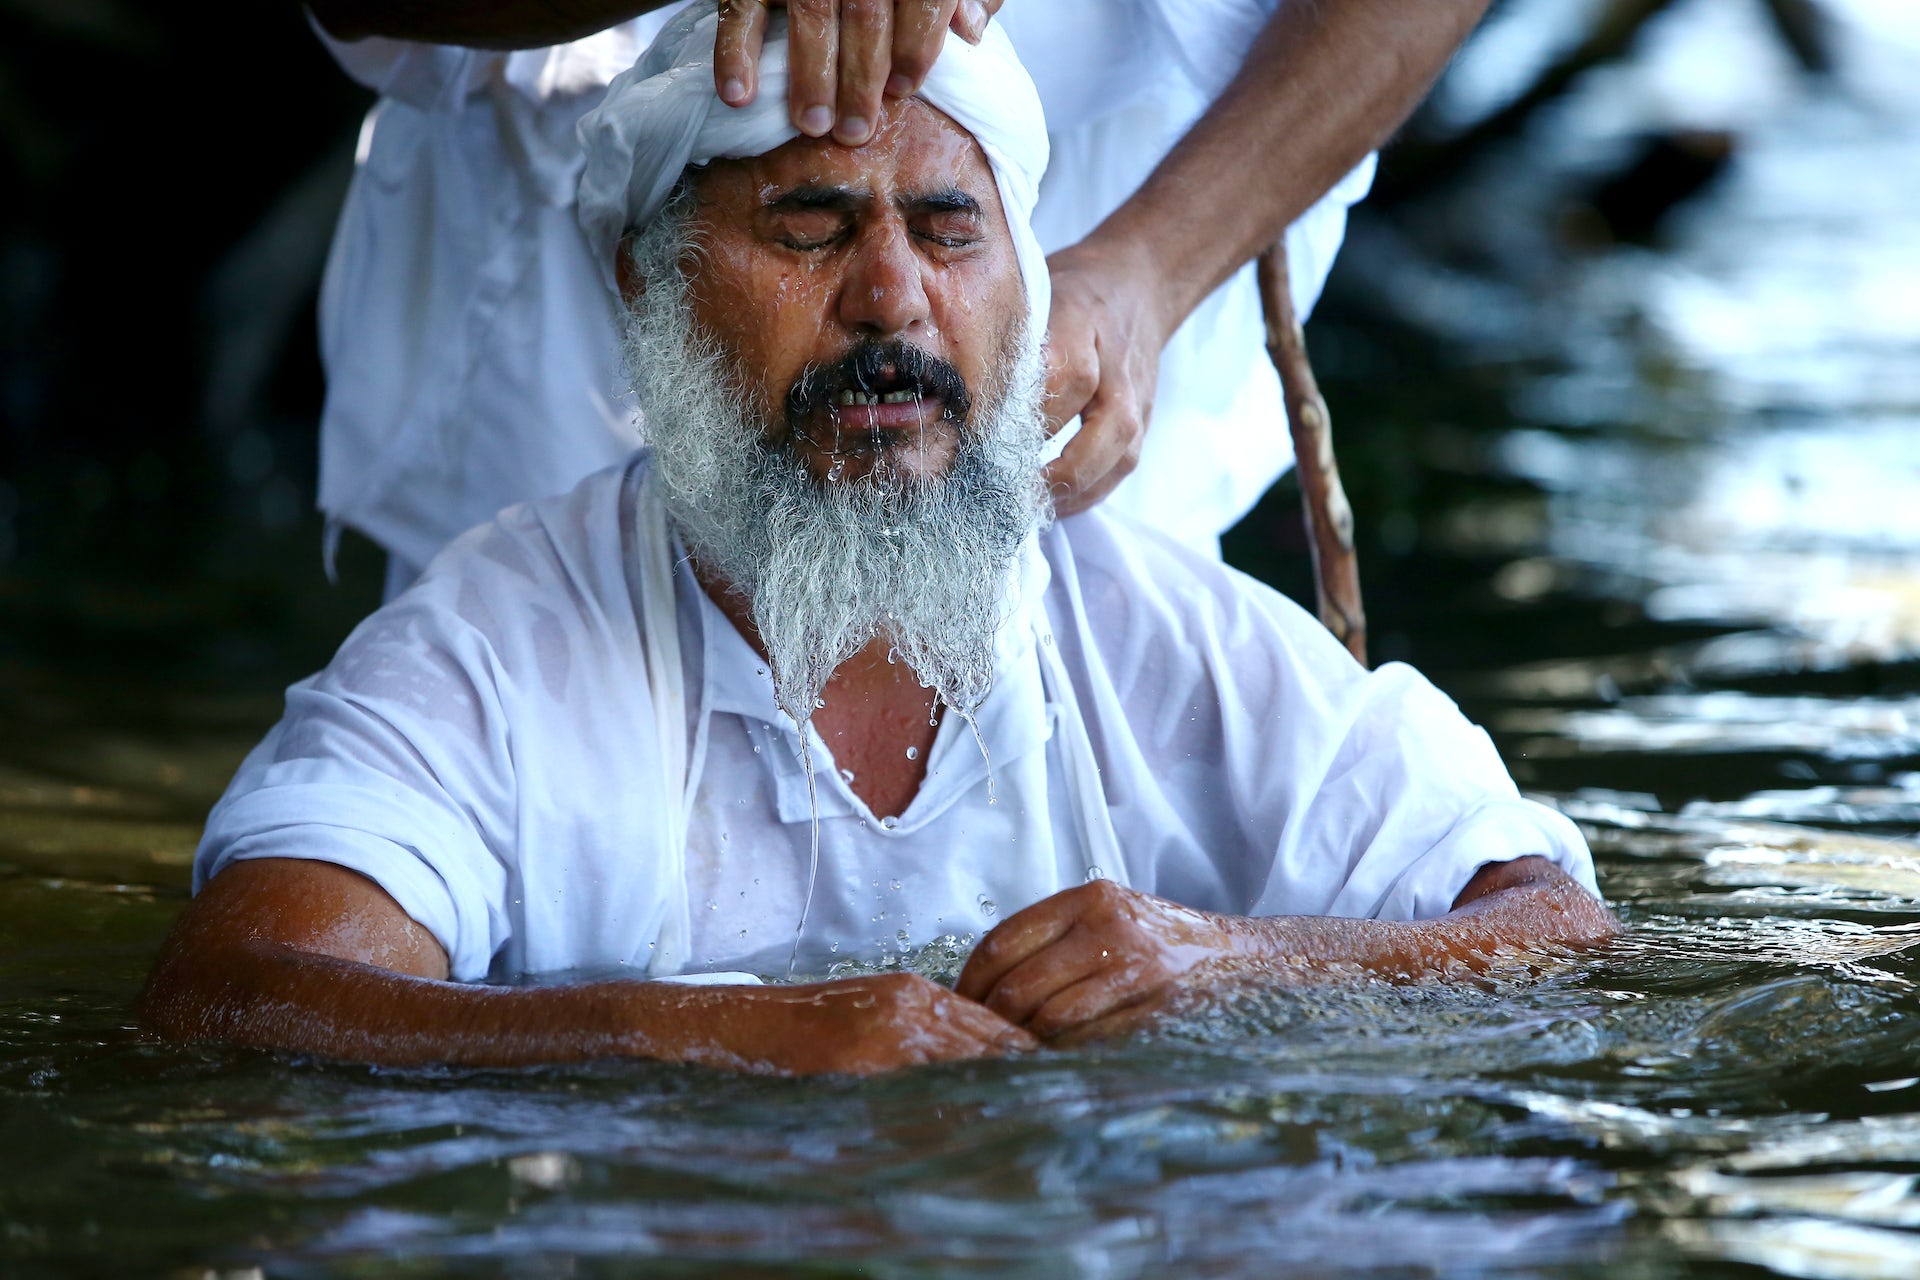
691, 558, 939, 822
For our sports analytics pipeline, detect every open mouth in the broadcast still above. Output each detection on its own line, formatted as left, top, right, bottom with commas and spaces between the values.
787, 340, 972, 447
834, 388, 934, 408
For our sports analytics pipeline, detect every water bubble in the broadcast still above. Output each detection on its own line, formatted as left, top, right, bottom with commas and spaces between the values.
1043, 633, 1054, 646
886, 647, 899, 664
829, 941, 839, 953
752, 745, 761, 754
896, 928, 912, 949
840, 767, 856, 785
756, 666, 768, 678
889, 879, 902, 892
978, 895, 997, 917
705, 899, 718, 911
881, 815, 899, 830
1086, 866, 1105, 882
905, 745, 919, 761
816, 697, 827, 709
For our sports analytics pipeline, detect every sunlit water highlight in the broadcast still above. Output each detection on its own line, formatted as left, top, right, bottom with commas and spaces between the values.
7, 2, 1920, 1275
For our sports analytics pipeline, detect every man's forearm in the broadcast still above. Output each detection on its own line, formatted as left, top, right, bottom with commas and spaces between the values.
1221, 867, 1618, 981
137, 938, 744, 1068
137, 935, 1033, 1074
1090, 0, 1493, 336
306, 0, 673, 50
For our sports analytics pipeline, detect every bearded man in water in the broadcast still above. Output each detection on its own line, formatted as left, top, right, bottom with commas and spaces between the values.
139, 12, 1613, 1075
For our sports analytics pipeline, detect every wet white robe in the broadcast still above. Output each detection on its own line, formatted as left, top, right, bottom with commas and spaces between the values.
196, 456, 1597, 982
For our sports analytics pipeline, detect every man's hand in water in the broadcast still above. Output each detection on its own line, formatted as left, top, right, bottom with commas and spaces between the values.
139, 859, 1038, 1077
727, 973, 1038, 1075
954, 880, 1232, 1041
953, 860, 1619, 1044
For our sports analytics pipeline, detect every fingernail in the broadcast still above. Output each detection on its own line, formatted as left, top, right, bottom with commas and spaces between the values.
799, 105, 832, 136
958, 0, 988, 40
834, 116, 871, 144
720, 77, 747, 105
885, 72, 913, 98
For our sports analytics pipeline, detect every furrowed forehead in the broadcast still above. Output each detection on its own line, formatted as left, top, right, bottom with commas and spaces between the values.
691, 99, 1001, 220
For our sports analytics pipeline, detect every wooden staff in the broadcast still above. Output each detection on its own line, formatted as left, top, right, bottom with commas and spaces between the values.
1257, 242, 1368, 667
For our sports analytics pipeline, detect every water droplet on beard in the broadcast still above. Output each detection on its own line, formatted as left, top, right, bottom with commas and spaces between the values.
1086, 866, 1105, 882
880, 815, 899, 830
827, 460, 846, 483
905, 746, 918, 761
978, 895, 997, 917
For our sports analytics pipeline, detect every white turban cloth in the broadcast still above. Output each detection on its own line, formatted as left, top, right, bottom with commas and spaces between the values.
576, 6, 1053, 329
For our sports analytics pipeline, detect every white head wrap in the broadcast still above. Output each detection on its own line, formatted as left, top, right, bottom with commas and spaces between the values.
577, 6, 1052, 328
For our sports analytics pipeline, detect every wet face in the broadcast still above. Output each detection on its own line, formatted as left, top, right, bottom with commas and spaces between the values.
676, 98, 1028, 486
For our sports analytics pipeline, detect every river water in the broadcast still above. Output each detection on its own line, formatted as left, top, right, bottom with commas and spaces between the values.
6, 2, 1920, 1276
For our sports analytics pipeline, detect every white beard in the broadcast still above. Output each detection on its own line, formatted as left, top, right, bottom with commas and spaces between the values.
617, 212, 1052, 728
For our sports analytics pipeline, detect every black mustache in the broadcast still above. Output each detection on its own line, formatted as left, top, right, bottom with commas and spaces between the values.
784, 341, 972, 429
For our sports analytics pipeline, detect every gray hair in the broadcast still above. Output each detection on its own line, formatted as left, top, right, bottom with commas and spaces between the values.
616, 178, 1051, 727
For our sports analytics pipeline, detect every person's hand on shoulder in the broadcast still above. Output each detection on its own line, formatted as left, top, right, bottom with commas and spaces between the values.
1039, 239, 1178, 516
715, 0, 1004, 145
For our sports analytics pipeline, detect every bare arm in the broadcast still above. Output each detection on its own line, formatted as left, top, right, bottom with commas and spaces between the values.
305, 0, 1001, 143
1043, 0, 1495, 511
306, 0, 670, 49
955, 857, 1617, 1040
138, 859, 1034, 1075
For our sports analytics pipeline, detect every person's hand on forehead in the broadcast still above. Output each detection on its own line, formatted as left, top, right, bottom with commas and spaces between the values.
714, 0, 1005, 145
675, 97, 1026, 486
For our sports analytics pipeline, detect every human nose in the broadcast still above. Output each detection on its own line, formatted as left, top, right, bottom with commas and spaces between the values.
836, 221, 932, 338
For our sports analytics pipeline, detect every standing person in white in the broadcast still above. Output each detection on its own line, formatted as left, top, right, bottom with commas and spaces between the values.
142, 12, 1612, 1076
303, 0, 1493, 586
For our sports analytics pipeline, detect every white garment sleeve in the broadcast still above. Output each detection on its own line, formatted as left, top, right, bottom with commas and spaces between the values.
1051, 514, 1598, 922
1214, 601, 1602, 922
194, 602, 519, 981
